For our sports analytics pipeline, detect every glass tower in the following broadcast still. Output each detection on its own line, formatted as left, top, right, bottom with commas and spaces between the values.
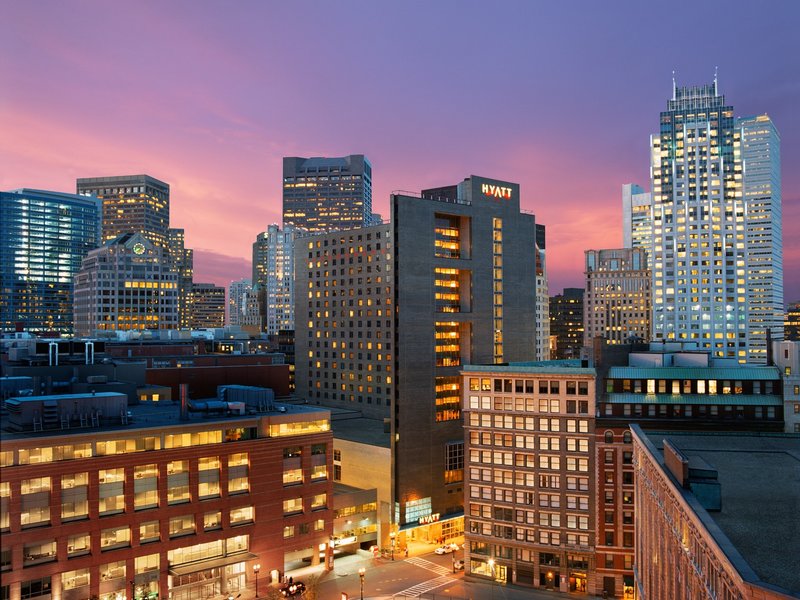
1, 189, 101, 335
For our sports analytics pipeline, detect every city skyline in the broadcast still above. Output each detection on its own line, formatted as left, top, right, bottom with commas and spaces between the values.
1, 1, 798, 302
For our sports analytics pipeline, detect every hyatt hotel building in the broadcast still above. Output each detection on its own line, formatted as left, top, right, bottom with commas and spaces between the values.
296, 175, 538, 544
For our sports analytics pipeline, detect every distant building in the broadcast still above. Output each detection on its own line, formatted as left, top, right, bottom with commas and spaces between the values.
784, 302, 800, 341
621, 183, 652, 252
632, 428, 800, 599
191, 283, 225, 329
584, 248, 650, 346
773, 340, 800, 433
550, 288, 584, 359
535, 224, 550, 360
0, 396, 334, 600
252, 224, 297, 335
462, 362, 597, 593
73, 233, 178, 336
228, 279, 260, 329
77, 174, 170, 248
0, 189, 101, 335
283, 155, 374, 233
167, 228, 194, 329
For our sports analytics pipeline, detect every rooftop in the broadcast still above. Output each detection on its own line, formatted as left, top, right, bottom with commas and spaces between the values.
608, 366, 780, 380
642, 430, 800, 596
463, 360, 595, 376
329, 408, 390, 448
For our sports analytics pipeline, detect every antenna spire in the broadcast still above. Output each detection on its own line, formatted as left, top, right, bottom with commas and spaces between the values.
714, 66, 718, 94
672, 70, 676, 100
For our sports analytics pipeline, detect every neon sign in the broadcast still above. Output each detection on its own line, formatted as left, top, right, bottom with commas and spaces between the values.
481, 183, 512, 199
418, 513, 441, 525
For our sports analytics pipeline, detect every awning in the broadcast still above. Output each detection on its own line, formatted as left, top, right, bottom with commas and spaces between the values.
169, 552, 257, 576
398, 511, 464, 532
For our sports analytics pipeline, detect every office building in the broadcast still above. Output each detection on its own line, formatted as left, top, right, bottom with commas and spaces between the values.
773, 340, 800, 433
228, 279, 260, 329
167, 228, 194, 329
191, 283, 225, 329
584, 248, 650, 346
536, 224, 551, 360
252, 224, 298, 335
0, 395, 333, 600
550, 289, 585, 359
283, 155, 373, 233
73, 234, 179, 336
632, 428, 800, 600
77, 175, 170, 248
786, 302, 800, 341
644, 80, 782, 363
0, 189, 101, 335
462, 363, 597, 593
621, 184, 652, 252
592, 340, 783, 597
295, 224, 393, 420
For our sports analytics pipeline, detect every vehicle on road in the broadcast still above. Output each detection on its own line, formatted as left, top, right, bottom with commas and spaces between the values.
280, 581, 306, 597
454, 559, 465, 571
448, 542, 460, 551
435, 545, 454, 555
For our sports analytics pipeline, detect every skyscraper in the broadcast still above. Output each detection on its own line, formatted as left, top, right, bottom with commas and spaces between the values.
535, 224, 551, 360
550, 288, 585, 359
646, 79, 782, 363
190, 283, 226, 329
252, 224, 297, 335
621, 183, 652, 251
77, 174, 170, 248
228, 278, 260, 328
282, 155, 373, 233
1, 189, 101, 335
167, 227, 194, 329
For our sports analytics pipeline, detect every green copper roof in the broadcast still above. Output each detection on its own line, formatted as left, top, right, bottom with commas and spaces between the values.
607, 393, 782, 406
607, 366, 780, 381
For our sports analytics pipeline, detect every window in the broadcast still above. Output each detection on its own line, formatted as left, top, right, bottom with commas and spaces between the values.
140, 521, 160, 543
283, 498, 303, 515
100, 526, 130, 550
169, 515, 195, 538
167, 461, 190, 504
61, 473, 88, 521
134, 464, 159, 510
23, 541, 56, 566
311, 493, 327, 510
198, 457, 221, 499
62, 569, 90, 591
99, 560, 125, 582
21, 477, 51, 527
604, 431, 614, 443
67, 534, 90, 557
230, 505, 254, 525
203, 511, 222, 531
21, 577, 51, 599
228, 454, 249, 495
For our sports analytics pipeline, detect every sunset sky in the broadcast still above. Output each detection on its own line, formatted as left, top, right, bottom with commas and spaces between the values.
2, 1, 798, 301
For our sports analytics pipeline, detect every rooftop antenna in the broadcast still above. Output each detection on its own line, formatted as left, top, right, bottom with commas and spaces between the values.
714, 66, 718, 94
672, 70, 676, 100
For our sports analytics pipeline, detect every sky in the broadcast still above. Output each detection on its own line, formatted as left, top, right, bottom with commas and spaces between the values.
2, 0, 799, 302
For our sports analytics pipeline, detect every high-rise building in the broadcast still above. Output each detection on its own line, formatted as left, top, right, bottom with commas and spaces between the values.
786, 302, 800, 341
739, 114, 783, 358
550, 288, 584, 359
584, 248, 650, 346
645, 80, 782, 363
296, 176, 538, 539
621, 184, 652, 252
190, 283, 225, 329
535, 224, 551, 360
1, 189, 101, 335
283, 155, 373, 233
77, 175, 170, 248
167, 228, 194, 329
228, 278, 260, 329
73, 233, 178, 336
252, 224, 297, 335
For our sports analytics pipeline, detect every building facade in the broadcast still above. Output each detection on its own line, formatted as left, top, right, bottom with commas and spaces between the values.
0, 399, 333, 600
190, 283, 225, 329
283, 155, 374, 234
621, 184, 652, 252
773, 340, 800, 433
252, 224, 298, 335
462, 364, 597, 593
167, 228, 194, 330
228, 279, 260, 329
73, 234, 178, 336
645, 81, 782, 363
536, 224, 551, 361
295, 224, 393, 420
550, 289, 585, 359
392, 176, 538, 533
786, 302, 800, 341
77, 175, 170, 249
0, 189, 101, 335
584, 248, 650, 346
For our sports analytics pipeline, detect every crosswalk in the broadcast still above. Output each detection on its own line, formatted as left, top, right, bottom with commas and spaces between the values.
404, 556, 453, 577
394, 574, 454, 597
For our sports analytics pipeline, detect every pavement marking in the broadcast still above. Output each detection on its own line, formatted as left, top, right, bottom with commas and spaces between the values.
404, 556, 453, 577
394, 574, 454, 597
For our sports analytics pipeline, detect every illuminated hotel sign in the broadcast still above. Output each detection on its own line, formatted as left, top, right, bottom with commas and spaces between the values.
481, 183, 513, 199
418, 513, 441, 525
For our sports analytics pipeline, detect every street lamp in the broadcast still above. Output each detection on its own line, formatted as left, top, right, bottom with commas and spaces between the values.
358, 567, 365, 600
547, 570, 554, 590
389, 531, 396, 561
488, 559, 496, 600
253, 563, 261, 598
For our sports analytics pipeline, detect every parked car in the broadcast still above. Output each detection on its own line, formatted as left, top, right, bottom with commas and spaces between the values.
454, 559, 465, 571
435, 545, 454, 555
280, 581, 306, 597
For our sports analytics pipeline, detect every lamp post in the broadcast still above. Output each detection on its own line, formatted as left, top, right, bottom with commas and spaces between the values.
253, 563, 260, 598
488, 559, 495, 600
358, 567, 365, 600
389, 531, 396, 561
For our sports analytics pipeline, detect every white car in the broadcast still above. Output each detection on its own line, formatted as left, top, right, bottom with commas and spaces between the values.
448, 542, 460, 551
454, 559, 465, 571
435, 545, 454, 555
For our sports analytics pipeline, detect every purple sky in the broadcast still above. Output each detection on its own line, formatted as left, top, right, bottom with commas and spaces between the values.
2, 1, 798, 302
